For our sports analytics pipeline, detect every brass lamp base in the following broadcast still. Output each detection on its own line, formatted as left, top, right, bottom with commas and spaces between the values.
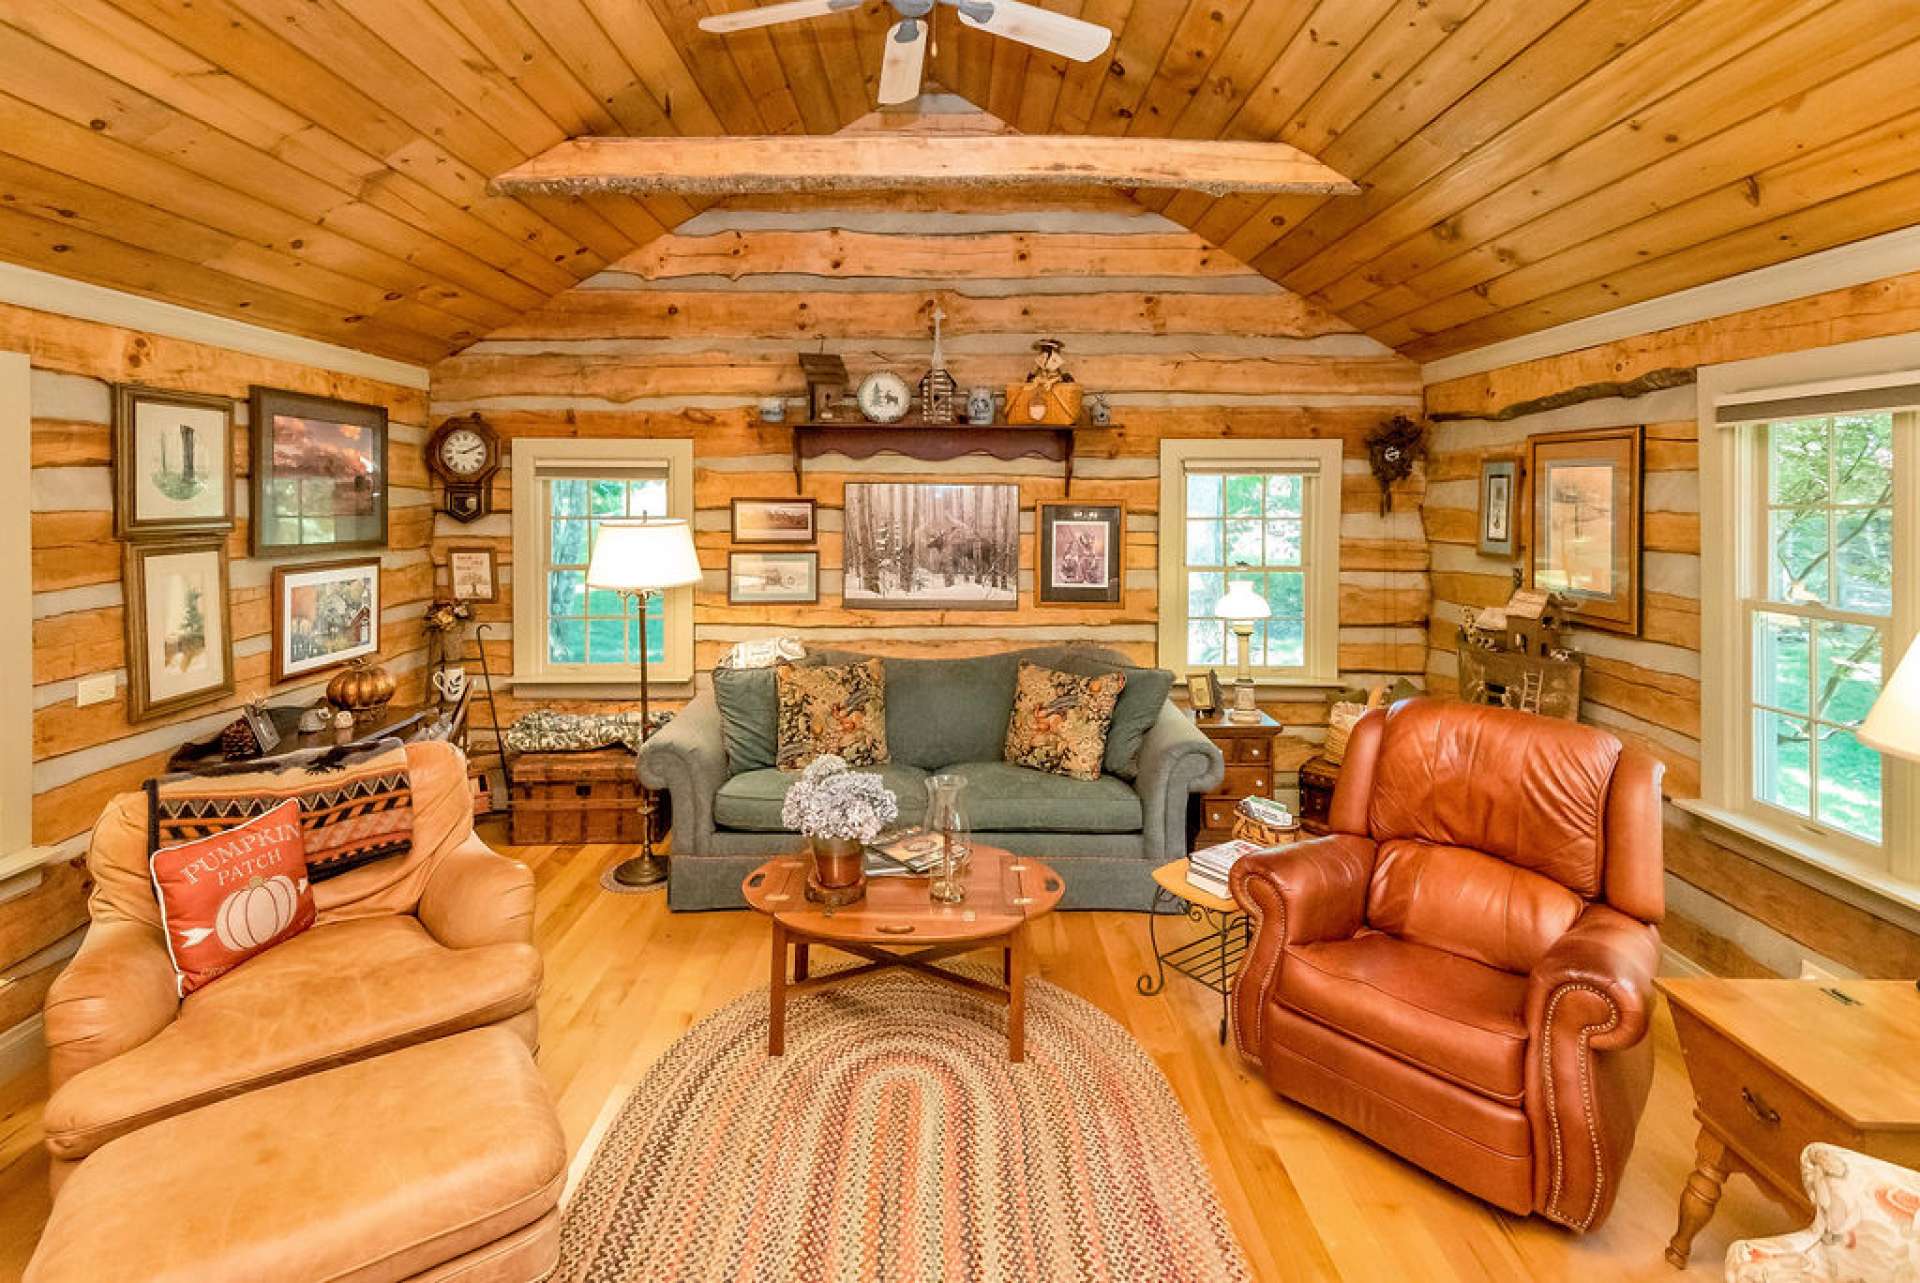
613, 849, 668, 888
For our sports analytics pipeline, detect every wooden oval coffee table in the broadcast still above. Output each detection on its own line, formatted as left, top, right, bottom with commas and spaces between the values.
742, 844, 1064, 1062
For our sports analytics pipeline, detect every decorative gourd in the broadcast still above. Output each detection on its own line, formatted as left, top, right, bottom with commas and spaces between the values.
214, 874, 300, 951
326, 657, 396, 713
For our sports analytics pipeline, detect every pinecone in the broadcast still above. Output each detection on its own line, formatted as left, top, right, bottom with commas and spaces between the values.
221, 718, 259, 761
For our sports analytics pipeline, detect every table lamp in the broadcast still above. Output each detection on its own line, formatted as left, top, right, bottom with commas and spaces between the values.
1861, 636, 1920, 764
1217, 578, 1270, 724
585, 518, 701, 888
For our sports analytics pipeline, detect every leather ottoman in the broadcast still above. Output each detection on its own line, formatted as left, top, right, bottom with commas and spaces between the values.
26, 1027, 566, 1283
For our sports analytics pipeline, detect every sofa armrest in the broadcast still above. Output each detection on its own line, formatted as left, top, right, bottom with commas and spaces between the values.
1524, 903, 1661, 1231
1227, 834, 1376, 1066
637, 692, 726, 848
42, 919, 180, 1092
1135, 702, 1224, 859
417, 834, 536, 949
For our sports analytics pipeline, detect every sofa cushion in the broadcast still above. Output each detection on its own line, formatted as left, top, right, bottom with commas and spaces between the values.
150, 798, 315, 996
41, 915, 541, 1161
712, 648, 868, 775
948, 761, 1143, 833
715, 764, 930, 833
1278, 931, 1529, 1104
877, 653, 1022, 769
776, 658, 890, 770
1039, 657, 1174, 778
1004, 660, 1128, 781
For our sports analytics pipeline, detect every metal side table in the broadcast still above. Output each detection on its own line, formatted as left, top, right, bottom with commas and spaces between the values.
1137, 858, 1251, 1045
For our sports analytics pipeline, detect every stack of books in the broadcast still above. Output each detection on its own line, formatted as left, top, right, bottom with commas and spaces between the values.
1185, 838, 1263, 900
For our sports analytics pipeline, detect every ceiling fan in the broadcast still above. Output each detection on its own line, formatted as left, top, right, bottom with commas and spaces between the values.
698, 0, 1113, 106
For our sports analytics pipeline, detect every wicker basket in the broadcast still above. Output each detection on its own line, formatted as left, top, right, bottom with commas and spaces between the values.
1231, 814, 1299, 847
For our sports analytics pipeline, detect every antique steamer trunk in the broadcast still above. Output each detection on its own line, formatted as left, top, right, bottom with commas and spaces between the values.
509, 750, 667, 845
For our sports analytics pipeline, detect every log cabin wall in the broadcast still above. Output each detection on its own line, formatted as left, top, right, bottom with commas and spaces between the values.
1423, 268, 1920, 978
5, 301, 432, 1050
427, 194, 1426, 734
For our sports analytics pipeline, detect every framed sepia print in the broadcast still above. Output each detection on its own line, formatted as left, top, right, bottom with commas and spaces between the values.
124, 539, 234, 721
1526, 425, 1642, 635
1477, 456, 1520, 558
271, 557, 382, 683
446, 545, 499, 603
1037, 501, 1124, 605
728, 551, 819, 605
731, 497, 817, 544
113, 385, 235, 538
249, 386, 388, 556
842, 482, 1019, 611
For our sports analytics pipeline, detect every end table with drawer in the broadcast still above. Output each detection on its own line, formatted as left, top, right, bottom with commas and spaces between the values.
1192, 709, 1280, 846
1658, 977, 1920, 1268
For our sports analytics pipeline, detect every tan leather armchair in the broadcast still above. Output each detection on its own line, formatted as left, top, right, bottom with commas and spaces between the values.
1230, 698, 1663, 1231
41, 740, 540, 1189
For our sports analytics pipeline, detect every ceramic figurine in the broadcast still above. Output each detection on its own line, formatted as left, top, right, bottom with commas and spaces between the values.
967, 386, 995, 425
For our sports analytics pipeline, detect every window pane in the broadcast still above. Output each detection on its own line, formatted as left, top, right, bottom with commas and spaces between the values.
1753, 709, 1812, 818
547, 617, 585, 664
1265, 572, 1305, 620
1768, 508, 1829, 604
1267, 617, 1306, 667
1835, 508, 1893, 615
589, 479, 626, 515
1752, 612, 1810, 716
547, 570, 583, 618
1185, 520, 1221, 566
1187, 571, 1223, 620
1816, 726, 1881, 841
1225, 474, 1263, 517
1815, 620, 1882, 727
1225, 519, 1262, 565
1265, 518, 1302, 565
549, 479, 588, 517
1832, 413, 1894, 504
630, 478, 668, 516
551, 518, 587, 566
1767, 417, 1828, 505
587, 618, 626, 663
586, 587, 624, 616
1186, 473, 1221, 518
1187, 619, 1225, 667
1265, 473, 1303, 515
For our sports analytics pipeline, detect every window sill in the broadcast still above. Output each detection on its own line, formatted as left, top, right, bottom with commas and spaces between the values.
1673, 798, 1920, 933
0, 846, 57, 883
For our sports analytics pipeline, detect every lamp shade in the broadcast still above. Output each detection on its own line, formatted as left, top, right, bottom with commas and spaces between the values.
1860, 635, 1920, 764
585, 518, 701, 593
1217, 580, 1271, 623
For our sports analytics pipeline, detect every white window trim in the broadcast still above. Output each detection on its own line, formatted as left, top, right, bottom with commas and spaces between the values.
0, 350, 43, 878
1693, 330, 1920, 894
510, 437, 696, 691
1157, 437, 1343, 687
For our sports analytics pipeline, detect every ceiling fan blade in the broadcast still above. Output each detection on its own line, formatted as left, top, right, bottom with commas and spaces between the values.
698, 0, 859, 35
877, 18, 929, 105
948, 0, 1111, 62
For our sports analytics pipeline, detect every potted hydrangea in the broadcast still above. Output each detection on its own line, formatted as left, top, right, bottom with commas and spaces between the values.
780, 755, 899, 906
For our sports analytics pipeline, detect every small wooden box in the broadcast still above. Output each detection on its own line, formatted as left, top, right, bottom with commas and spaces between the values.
509, 750, 663, 845
1297, 755, 1340, 835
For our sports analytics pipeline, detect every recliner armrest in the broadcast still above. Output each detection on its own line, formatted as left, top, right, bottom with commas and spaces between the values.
42, 919, 180, 1092
416, 835, 536, 950
1227, 834, 1377, 1064
1525, 904, 1657, 1053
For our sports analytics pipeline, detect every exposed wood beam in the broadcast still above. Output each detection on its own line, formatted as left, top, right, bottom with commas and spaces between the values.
488, 135, 1359, 199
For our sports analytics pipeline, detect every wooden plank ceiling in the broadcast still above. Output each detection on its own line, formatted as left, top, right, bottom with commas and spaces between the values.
0, 0, 1916, 366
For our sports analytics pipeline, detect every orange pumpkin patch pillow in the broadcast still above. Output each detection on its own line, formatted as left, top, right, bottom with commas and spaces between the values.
149, 798, 316, 996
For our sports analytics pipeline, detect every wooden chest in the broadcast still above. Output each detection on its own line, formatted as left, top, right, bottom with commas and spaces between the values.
1297, 755, 1340, 835
509, 750, 664, 845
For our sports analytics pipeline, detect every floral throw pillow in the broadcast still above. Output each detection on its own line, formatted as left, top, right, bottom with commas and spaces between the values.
776, 659, 890, 771
1004, 660, 1128, 781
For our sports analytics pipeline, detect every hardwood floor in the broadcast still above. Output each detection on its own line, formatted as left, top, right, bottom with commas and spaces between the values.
0, 832, 1795, 1281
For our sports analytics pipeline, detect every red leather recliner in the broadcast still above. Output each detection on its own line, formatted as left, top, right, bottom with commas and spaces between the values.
1229, 698, 1664, 1231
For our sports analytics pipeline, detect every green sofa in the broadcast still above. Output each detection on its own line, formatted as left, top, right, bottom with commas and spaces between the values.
637, 646, 1225, 910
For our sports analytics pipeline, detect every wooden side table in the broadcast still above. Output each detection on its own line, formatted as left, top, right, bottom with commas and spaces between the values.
1659, 977, 1920, 1268
1137, 859, 1250, 1045
1192, 709, 1280, 845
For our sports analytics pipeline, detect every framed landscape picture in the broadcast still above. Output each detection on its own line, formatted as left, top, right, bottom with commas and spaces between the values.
1477, 456, 1519, 558
249, 386, 388, 555
729, 551, 819, 604
731, 497, 816, 544
113, 385, 235, 538
446, 545, 499, 602
1037, 501, 1123, 605
842, 482, 1019, 611
271, 557, 382, 683
1527, 425, 1642, 635
124, 539, 234, 721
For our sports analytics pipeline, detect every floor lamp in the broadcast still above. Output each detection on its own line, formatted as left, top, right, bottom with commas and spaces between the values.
585, 518, 701, 888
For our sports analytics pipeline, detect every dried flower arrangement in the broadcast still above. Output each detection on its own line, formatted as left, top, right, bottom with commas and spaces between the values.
422, 598, 474, 633
780, 755, 899, 843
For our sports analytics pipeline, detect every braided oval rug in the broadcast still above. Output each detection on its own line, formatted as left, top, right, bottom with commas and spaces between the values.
552, 968, 1251, 1283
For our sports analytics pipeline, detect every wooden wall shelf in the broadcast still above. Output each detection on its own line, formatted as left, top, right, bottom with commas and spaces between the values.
791, 422, 1078, 493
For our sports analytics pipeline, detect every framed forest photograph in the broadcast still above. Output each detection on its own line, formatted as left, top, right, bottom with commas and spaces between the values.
250, 385, 388, 556
124, 539, 234, 721
113, 385, 235, 538
842, 482, 1019, 611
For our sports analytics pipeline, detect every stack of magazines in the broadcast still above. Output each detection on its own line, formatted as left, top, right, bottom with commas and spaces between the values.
863, 829, 947, 878
1185, 838, 1262, 900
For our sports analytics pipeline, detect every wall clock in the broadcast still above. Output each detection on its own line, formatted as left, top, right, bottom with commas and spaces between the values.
856, 370, 912, 424
426, 413, 501, 523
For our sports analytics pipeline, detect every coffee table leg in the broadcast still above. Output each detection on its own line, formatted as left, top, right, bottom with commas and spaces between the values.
1666, 1128, 1730, 1268
769, 920, 787, 1057
1008, 925, 1028, 1063
794, 941, 810, 983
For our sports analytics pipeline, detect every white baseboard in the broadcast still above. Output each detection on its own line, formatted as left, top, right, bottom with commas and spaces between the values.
1658, 943, 1710, 979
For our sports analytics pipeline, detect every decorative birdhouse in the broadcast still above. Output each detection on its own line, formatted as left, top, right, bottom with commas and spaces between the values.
919, 303, 956, 423
799, 351, 850, 422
